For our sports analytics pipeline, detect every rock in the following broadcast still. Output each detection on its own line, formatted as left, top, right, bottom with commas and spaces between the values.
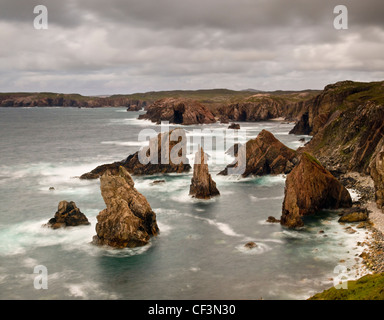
266, 216, 281, 223
189, 147, 220, 199
49, 187, 55, 191
219, 130, 298, 177
244, 242, 258, 249
152, 180, 166, 185
138, 98, 216, 125
280, 153, 352, 228
92, 167, 159, 248
45, 201, 90, 229
228, 123, 240, 130
338, 207, 369, 223
225, 143, 241, 158
80, 128, 191, 179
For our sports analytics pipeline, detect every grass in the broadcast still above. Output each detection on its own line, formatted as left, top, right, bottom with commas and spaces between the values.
309, 273, 384, 300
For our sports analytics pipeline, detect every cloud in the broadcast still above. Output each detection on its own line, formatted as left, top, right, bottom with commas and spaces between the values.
0, 0, 383, 94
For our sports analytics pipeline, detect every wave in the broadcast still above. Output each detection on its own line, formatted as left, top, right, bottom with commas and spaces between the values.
101, 140, 146, 147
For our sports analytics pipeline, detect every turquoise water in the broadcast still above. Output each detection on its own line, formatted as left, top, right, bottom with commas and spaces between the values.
0, 107, 368, 299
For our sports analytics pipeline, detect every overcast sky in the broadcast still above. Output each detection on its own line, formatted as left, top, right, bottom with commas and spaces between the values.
0, 0, 383, 95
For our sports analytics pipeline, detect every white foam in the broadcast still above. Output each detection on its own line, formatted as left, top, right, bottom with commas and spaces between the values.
250, 195, 284, 202
347, 188, 361, 202
101, 140, 146, 147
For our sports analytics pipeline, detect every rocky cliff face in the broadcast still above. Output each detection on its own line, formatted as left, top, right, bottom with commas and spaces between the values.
189, 147, 220, 199
45, 201, 90, 229
290, 81, 384, 212
80, 128, 191, 179
138, 98, 216, 125
219, 130, 298, 177
280, 153, 352, 228
92, 167, 159, 248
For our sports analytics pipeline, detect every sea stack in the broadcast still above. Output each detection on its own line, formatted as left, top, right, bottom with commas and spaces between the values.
189, 147, 220, 199
92, 167, 159, 248
45, 201, 90, 229
219, 129, 298, 177
80, 128, 191, 179
280, 153, 352, 228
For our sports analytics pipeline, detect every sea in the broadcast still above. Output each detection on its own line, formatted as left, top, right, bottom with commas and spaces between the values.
0, 107, 369, 300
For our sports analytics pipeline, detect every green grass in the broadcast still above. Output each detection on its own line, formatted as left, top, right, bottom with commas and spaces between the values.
309, 273, 384, 300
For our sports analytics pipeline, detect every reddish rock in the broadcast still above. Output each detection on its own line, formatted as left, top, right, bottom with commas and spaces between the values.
138, 98, 216, 125
189, 147, 220, 199
280, 153, 352, 228
92, 167, 159, 248
45, 201, 90, 229
219, 130, 298, 177
80, 128, 191, 179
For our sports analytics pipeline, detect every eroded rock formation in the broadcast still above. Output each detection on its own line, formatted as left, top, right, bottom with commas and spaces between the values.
80, 128, 191, 179
189, 147, 220, 199
280, 153, 352, 228
219, 130, 298, 177
45, 201, 90, 229
138, 98, 216, 125
92, 167, 159, 248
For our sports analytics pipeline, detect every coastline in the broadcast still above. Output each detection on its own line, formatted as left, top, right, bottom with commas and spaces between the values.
309, 172, 384, 299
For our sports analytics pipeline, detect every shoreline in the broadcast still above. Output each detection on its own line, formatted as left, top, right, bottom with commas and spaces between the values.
308, 172, 384, 299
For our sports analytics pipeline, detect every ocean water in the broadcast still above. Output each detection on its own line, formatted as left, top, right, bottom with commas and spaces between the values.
0, 107, 369, 300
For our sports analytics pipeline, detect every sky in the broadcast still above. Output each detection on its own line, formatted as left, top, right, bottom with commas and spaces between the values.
0, 0, 384, 95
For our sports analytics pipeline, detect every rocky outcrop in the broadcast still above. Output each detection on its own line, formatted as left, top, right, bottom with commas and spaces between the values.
80, 128, 191, 179
189, 147, 220, 199
45, 201, 90, 229
280, 153, 352, 228
219, 130, 298, 177
138, 98, 216, 125
338, 206, 369, 223
0, 93, 148, 108
92, 167, 159, 248
369, 138, 384, 211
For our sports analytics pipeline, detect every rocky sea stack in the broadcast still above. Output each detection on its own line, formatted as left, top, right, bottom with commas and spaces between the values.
80, 128, 191, 179
93, 167, 159, 248
189, 147, 220, 199
138, 97, 216, 125
281, 153, 352, 228
45, 201, 90, 229
219, 129, 298, 177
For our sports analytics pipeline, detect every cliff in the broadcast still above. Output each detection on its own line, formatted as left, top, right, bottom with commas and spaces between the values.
138, 97, 216, 125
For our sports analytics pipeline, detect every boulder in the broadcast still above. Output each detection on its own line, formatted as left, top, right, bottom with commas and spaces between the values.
92, 167, 159, 248
244, 242, 258, 249
45, 201, 90, 229
338, 207, 369, 223
138, 98, 216, 125
266, 216, 281, 223
80, 128, 191, 179
189, 147, 220, 199
280, 153, 352, 228
228, 123, 240, 130
219, 130, 298, 177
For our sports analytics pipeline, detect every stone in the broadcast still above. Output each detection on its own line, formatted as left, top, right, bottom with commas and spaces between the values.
189, 147, 220, 199
45, 201, 90, 229
280, 153, 352, 228
138, 98, 216, 125
80, 128, 191, 179
266, 216, 281, 223
92, 167, 159, 248
338, 207, 369, 223
228, 123, 240, 130
219, 130, 298, 177
244, 242, 258, 249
